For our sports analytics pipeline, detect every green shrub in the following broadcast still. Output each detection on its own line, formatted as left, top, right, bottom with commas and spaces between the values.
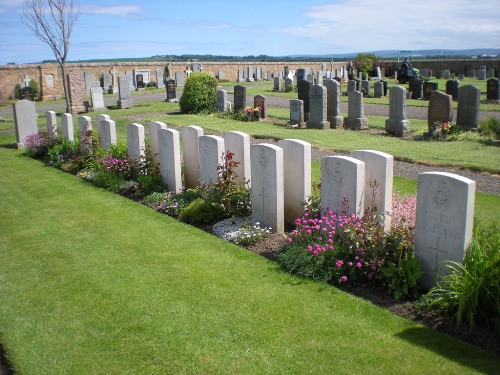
14, 83, 21, 99
147, 189, 201, 218
179, 198, 223, 226
47, 138, 80, 171
354, 53, 377, 78
179, 72, 217, 114
479, 117, 500, 140
423, 223, 500, 332
28, 79, 40, 99
146, 80, 156, 88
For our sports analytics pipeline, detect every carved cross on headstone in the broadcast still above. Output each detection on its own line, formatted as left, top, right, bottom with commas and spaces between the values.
258, 186, 269, 212
185, 68, 192, 78
22, 75, 30, 87
428, 237, 448, 275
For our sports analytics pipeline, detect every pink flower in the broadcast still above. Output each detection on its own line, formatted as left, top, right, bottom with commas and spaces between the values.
340, 276, 348, 282
367, 273, 374, 280
336, 260, 344, 268
287, 237, 292, 243
356, 262, 362, 268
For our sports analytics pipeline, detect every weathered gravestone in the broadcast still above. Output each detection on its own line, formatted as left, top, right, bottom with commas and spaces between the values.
223, 131, 251, 185
307, 84, 330, 129
285, 78, 293, 91
419, 68, 429, 77
441, 70, 450, 79
385, 86, 410, 137
217, 71, 224, 80
296, 68, 307, 82
321, 156, 365, 217
156, 69, 164, 89
427, 91, 453, 131
158, 128, 182, 193
78, 116, 93, 155
181, 125, 204, 188
46, 110, 57, 138
165, 78, 177, 102
175, 72, 184, 87
409, 77, 423, 99
98, 119, 117, 150
486, 78, 500, 103
61, 113, 74, 141
217, 89, 228, 112
477, 69, 486, 80
84, 72, 93, 95
414, 172, 475, 290
445, 80, 460, 101
136, 74, 145, 90
117, 76, 133, 109
289, 99, 304, 128
297, 80, 311, 121
487, 68, 495, 79
199, 135, 225, 185
90, 87, 105, 111
324, 79, 343, 129
254, 95, 267, 119
234, 85, 246, 111
20, 86, 35, 101
344, 91, 368, 130
102, 73, 111, 93
278, 139, 311, 225
251, 143, 284, 234
423, 81, 438, 100
12, 100, 38, 148
350, 150, 393, 232
456, 85, 481, 130
361, 80, 370, 96
374, 81, 384, 98
127, 123, 146, 163
148, 121, 167, 165
274, 77, 283, 92
347, 80, 356, 92
237, 70, 244, 82
306, 74, 314, 83
246, 66, 254, 82
316, 71, 323, 85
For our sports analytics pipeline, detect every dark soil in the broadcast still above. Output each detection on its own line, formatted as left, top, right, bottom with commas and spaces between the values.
245, 232, 499, 357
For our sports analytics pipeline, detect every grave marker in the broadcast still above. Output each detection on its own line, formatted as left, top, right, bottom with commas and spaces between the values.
98, 119, 117, 150
158, 128, 182, 193
165, 78, 177, 102
78, 116, 93, 155
486, 78, 500, 103
199, 135, 225, 184
297, 80, 311, 121
445, 80, 460, 101
46, 110, 57, 138
307, 84, 330, 129
289, 99, 304, 128
423, 81, 438, 100
217, 89, 228, 112
254, 95, 267, 119
234, 85, 246, 111
156, 69, 165, 89
175, 72, 184, 87
223, 131, 251, 186
409, 77, 423, 99
148, 121, 168, 165
117, 76, 133, 109
182, 125, 204, 188
127, 123, 146, 163
12, 100, 38, 148
427, 91, 453, 131
344, 91, 368, 130
457, 85, 481, 130
385, 86, 410, 136
324, 79, 343, 129
61, 113, 74, 141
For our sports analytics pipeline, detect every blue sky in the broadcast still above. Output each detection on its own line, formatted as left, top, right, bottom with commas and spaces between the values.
1, 0, 499, 65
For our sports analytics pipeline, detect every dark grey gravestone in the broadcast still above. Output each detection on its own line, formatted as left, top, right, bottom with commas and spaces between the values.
296, 69, 307, 82
254, 95, 267, 119
297, 79, 311, 121
234, 85, 246, 111
457, 85, 481, 130
136, 74, 145, 90
289, 99, 304, 127
374, 81, 384, 98
486, 78, 500, 103
423, 82, 438, 100
409, 78, 422, 99
165, 78, 177, 102
445, 80, 460, 101
20, 86, 35, 101
427, 90, 453, 131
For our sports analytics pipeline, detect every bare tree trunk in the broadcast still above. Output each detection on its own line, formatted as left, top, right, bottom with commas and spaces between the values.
59, 62, 70, 113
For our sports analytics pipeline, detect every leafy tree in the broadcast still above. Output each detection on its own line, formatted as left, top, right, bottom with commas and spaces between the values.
355, 53, 377, 78
22, 0, 80, 113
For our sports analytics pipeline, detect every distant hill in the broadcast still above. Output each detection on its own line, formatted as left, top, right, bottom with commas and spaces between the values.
286, 49, 500, 59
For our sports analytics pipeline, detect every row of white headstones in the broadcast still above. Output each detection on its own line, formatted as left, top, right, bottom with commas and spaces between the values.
40, 110, 476, 290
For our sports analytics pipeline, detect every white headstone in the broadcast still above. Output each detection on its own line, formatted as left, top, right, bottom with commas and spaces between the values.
181, 125, 204, 188
78, 116, 93, 155
60, 113, 74, 141
278, 139, 312, 225
90, 88, 105, 110
321, 156, 365, 217
251, 143, 284, 233
217, 89, 228, 112
148, 121, 168, 165
223, 131, 251, 186
350, 150, 393, 231
199, 135, 225, 185
46, 110, 57, 138
414, 172, 475, 290
12, 99, 38, 148
127, 123, 146, 163
158, 128, 182, 193
98, 119, 117, 150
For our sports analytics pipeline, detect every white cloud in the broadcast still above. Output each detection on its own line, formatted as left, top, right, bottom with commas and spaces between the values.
82, 5, 143, 17
281, 0, 500, 52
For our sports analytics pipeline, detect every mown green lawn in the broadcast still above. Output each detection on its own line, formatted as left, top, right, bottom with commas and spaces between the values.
0, 148, 498, 374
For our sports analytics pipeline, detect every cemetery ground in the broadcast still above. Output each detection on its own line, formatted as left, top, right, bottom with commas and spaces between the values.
0, 79, 499, 373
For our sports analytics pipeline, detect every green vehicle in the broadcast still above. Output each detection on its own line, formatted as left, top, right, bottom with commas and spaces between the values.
397, 50, 420, 83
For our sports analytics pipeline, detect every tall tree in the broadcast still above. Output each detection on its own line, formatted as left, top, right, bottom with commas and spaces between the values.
22, 0, 79, 113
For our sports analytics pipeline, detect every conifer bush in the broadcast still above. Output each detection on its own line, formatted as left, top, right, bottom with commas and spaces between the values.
179, 72, 217, 114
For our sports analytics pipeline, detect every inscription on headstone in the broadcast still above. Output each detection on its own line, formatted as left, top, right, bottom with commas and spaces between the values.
234, 85, 246, 111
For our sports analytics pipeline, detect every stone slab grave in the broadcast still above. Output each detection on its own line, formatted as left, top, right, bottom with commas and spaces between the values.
350, 150, 393, 232
427, 91, 453, 132
321, 156, 365, 217
385, 86, 410, 137
117, 76, 133, 109
246, 66, 254, 82
297, 80, 311, 121
165, 78, 177, 102
347, 80, 356, 92
199, 135, 225, 185
175, 72, 184, 87
251, 143, 284, 234
148, 121, 167, 165
182, 125, 204, 188
457, 85, 481, 130
234, 85, 246, 111
409, 77, 423, 99
254, 95, 267, 119
415, 172, 475, 290
84, 72, 93, 95
289, 99, 304, 128
445, 80, 459, 101
223, 131, 251, 186
156, 69, 164, 89
361, 80, 370, 96
217, 89, 228, 112
90, 87, 106, 111
423, 81, 438, 100
13, 99, 38, 148
307, 84, 330, 129
285, 78, 293, 91
324, 79, 343, 129
61, 113, 74, 141
46, 110, 58, 138
278, 139, 311, 225
78, 116, 93, 155
102, 73, 111, 92
127, 123, 146, 163
486, 78, 500, 103
344, 91, 368, 130
274, 77, 283, 92
477, 70, 486, 80
98, 118, 117, 150
158, 128, 182, 193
